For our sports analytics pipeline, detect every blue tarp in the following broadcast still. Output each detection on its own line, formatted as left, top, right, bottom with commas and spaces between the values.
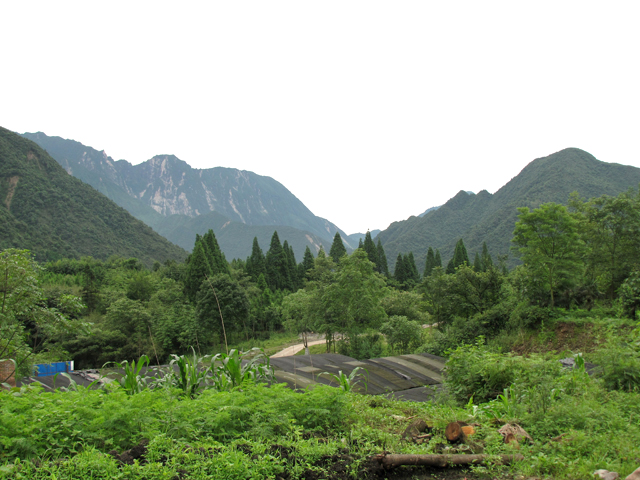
34, 362, 73, 377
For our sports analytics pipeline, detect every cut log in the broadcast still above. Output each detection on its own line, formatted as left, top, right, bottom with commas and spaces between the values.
373, 453, 524, 469
445, 422, 463, 442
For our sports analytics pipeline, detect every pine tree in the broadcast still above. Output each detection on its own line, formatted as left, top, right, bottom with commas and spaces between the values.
265, 231, 290, 291
481, 242, 493, 271
394, 254, 406, 283
424, 247, 436, 278
473, 252, 482, 271
435, 249, 442, 268
406, 252, 420, 283
448, 239, 470, 273
363, 231, 378, 266
283, 240, 299, 291
376, 239, 389, 276
299, 246, 315, 279
246, 237, 266, 280
184, 241, 213, 302
202, 229, 229, 275
329, 232, 347, 263
358, 238, 364, 249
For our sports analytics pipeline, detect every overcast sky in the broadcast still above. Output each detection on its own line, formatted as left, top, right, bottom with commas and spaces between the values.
2, 2, 639, 234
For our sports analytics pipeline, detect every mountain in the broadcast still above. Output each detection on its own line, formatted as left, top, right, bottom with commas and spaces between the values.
377, 148, 640, 273
21, 133, 354, 259
419, 205, 440, 217
0, 127, 187, 266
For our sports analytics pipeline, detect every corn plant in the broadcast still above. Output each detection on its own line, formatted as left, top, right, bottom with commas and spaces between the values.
214, 348, 273, 390
103, 355, 150, 395
321, 366, 368, 393
165, 347, 213, 398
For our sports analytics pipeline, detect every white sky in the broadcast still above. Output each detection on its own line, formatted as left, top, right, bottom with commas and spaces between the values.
2, 2, 639, 235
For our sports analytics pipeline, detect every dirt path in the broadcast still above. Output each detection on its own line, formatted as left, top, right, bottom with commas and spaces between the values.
270, 338, 326, 358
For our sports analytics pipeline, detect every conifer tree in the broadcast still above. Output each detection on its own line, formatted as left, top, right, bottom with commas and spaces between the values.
265, 231, 290, 291
358, 238, 364, 249
435, 249, 442, 268
299, 246, 315, 280
406, 252, 420, 283
246, 237, 266, 280
394, 254, 406, 283
447, 239, 469, 273
376, 239, 389, 276
184, 241, 213, 302
329, 232, 347, 263
424, 247, 436, 278
481, 242, 493, 271
473, 252, 482, 271
363, 231, 378, 266
283, 240, 299, 291
202, 229, 229, 275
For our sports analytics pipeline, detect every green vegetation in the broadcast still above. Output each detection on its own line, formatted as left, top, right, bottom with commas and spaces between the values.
5, 152, 640, 478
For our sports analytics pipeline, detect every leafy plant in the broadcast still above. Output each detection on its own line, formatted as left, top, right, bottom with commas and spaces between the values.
103, 355, 150, 395
215, 347, 273, 390
321, 366, 368, 393
164, 347, 213, 398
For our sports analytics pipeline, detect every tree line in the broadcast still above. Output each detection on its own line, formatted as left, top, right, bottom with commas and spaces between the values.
3, 186, 640, 380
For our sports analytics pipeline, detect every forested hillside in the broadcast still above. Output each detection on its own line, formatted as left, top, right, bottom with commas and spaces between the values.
0, 128, 187, 265
378, 148, 640, 272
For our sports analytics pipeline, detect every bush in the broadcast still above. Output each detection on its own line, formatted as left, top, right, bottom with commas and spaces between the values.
443, 339, 563, 404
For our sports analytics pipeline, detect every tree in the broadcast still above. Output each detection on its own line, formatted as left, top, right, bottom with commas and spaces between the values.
299, 246, 315, 280
376, 240, 389, 277
183, 241, 212, 302
447, 239, 470, 274
202, 229, 229, 276
434, 249, 442, 268
195, 274, 250, 346
1, 249, 85, 381
363, 231, 378, 268
380, 316, 423, 354
570, 190, 640, 300
323, 249, 387, 337
329, 232, 347, 263
424, 247, 436, 278
265, 231, 290, 292
481, 242, 493, 271
394, 254, 406, 283
246, 237, 266, 281
473, 252, 482, 272
512, 203, 584, 307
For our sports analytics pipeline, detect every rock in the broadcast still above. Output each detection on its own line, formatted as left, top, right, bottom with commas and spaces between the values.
594, 469, 619, 480
626, 467, 640, 480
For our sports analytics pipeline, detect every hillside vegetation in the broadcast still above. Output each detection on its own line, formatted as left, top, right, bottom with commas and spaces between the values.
0, 127, 186, 266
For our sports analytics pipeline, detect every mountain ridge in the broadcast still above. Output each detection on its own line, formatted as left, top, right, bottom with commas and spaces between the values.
377, 148, 640, 273
21, 132, 355, 259
0, 127, 187, 266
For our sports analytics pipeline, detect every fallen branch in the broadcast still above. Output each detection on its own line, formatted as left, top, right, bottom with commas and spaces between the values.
373, 453, 524, 469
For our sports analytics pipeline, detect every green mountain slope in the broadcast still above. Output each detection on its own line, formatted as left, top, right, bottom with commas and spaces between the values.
21, 133, 355, 252
378, 148, 640, 272
0, 127, 187, 265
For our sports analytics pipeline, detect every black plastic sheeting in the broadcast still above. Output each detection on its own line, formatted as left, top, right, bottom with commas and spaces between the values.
17, 353, 447, 403
270, 352, 445, 401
